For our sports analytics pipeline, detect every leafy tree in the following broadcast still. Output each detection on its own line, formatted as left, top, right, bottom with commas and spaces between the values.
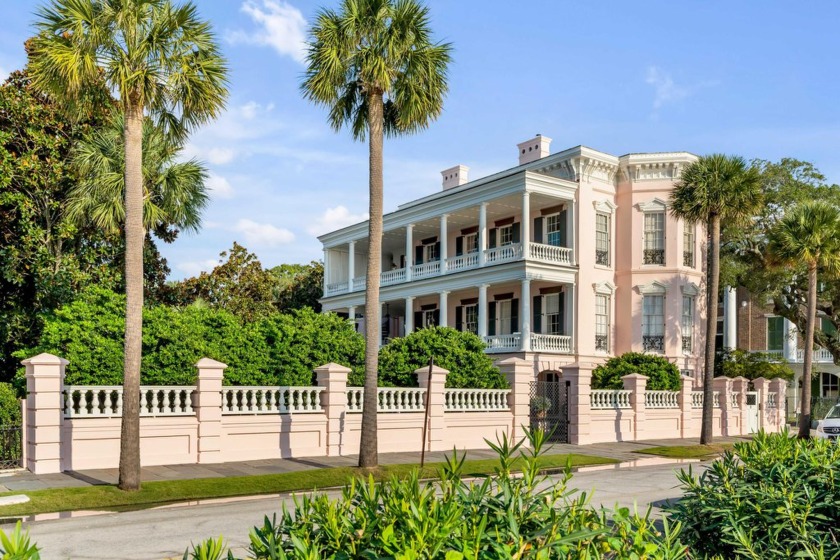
302, 0, 452, 468
30, 0, 228, 490
715, 349, 793, 381
0, 383, 21, 425
768, 201, 840, 438
670, 154, 762, 444
591, 352, 682, 391
378, 327, 507, 389
271, 261, 324, 312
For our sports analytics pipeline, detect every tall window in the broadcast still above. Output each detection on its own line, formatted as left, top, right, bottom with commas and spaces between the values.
498, 224, 514, 246
682, 296, 695, 353
595, 213, 610, 266
423, 242, 439, 263
595, 294, 610, 351
463, 233, 478, 254
464, 304, 478, 334
497, 299, 513, 335
644, 212, 665, 265
643, 295, 665, 353
822, 372, 839, 398
683, 225, 695, 268
422, 308, 438, 328
545, 213, 564, 247
544, 293, 562, 334
766, 316, 784, 353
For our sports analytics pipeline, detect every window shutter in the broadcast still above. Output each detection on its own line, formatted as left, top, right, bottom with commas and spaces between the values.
558, 292, 565, 334
433, 309, 440, 326
415, 246, 423, 265
533, 296, 542, 334
434, 241, 441, 261
512, 223, 521, 244
488, 302, 497, 336
455, 306, 463, 331
534, 217, 543, 244
489, 229, 497, 248
455, 236, 463, 256
414, 312, 423, 330
399, 254, 405, 269
559, 210, 567, 246
511, 298, 519, 333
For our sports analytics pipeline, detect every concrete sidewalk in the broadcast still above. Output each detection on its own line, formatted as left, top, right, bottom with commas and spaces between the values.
0, 435, 750, 493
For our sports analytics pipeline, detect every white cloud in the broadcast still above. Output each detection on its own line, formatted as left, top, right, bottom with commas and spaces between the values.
233, 218, 296, 246
240, 100, 275, 120
228, 1, 307, 64
307, 206, 369, 235
646, 66, 689, 109
207, 147, 237, 165
177, 259, 219, 277
206, 174, 235, 199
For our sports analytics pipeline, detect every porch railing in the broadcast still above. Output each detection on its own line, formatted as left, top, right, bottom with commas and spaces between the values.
380, 268, 406, 286
483, 333, 521, 352
531, 334, 572, 353
412, 261, 441, 280
529, 243, 572, 265
446, 253, 479, 272
325, 281, 349, 296
484, 243, 522, 264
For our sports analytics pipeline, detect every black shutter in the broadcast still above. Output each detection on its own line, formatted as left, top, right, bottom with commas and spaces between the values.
455, 306, 463, 331
534, 217, 543, 244
434, 241, 441, 261
511, 298, 519, 333
432, 309, 440, 326
558, 292, 566, 334
558, 210, 567, 247
399, 254, 405, 268
414, 311, 423, 330
488, 302, 497, 336
533, 296, 542, 334
489, 229, 497, 248
455, 236, 464, 256
512, 223, 521, 243
415, 246, 423, 265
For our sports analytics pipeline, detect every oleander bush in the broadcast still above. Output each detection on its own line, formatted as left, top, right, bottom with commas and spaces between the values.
591, 352, 682, 391
668, 430, 840, 559
185, 428, 690, 559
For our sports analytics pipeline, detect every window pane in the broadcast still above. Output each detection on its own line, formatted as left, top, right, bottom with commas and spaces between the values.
643, 295, 664, 336
465, 304, 478, 334
767, 317, 784, 351
595, 214, 610, 266
498, 300, 512, 335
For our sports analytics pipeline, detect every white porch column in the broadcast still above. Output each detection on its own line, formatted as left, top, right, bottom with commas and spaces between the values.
348, 240, 356, 291
439, 291, 449, 327
478, 283, 488, 338
567, 284, 576, 353
478, 202, 487, 267
783, 318, 797, 361
724, 286, 737, 350
348, 306, 356, 322
323, 248, 330, 289
405, 224, 414, 281
440, 214, 448, 274
521, 279, 531, 351
521, 192, 530, 259
404, 296, 415, 334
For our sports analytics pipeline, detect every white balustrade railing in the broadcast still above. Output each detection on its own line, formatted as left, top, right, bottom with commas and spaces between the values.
713, 392, 721, 408
483, 333, 521, 352
767, 392, 778, 408
222, 386, 324, 414
352, 276, 366, 291
345, 387, 427, 413
412, 261, 441, 280
325, 281, 349, 296
484, 243, 522, 264
380, 268, 406, 286
590, 390, 632, 409
529, 243, 573, 265
645, 390, 680, 409
730, 391, 741, 409
446, 253, 479, 272
795, 348, 834, 363
445, 389, 510, 412
64, 386, 196, 418
691, 391, 704, 408
531, 334, 572, 353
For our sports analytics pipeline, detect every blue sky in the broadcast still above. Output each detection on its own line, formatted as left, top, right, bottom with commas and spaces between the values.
3, 1, 839, 278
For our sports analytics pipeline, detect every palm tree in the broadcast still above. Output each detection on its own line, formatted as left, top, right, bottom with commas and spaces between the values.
671, 154, 762, 444
768, 201, 840, 438
30, 0, 227, 490
68, 113, 209, 237
301, 0, 451, 468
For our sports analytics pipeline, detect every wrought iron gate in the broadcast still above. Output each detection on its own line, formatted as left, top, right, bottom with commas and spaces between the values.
0, 425, 22, 470
529, 381, 569, 443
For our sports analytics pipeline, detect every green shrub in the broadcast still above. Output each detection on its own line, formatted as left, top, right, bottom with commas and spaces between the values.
0, 522, 40, 559
592, 352, 682, 390
378, 327, 507, 388
0, 383, 21, 425
188, 429, 689, 559
715, 348, 794, 381
668, 431, 840, 558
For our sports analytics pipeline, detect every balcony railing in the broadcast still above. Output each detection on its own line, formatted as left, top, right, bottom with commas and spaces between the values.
529, 243, 573, 265
446, 252, 479, 272
531, 333, 572, 353
683, 251, 694, 268
484, 243, 522, 264
483, 333, 521, 352
353, 276, 366, 290
381, 268, 407, 286
325, 281, 349, 297
595, 249, 610, 266
412, 260, 440, 280
642, 335, 665, 353
594, 333, 609, 352
643, 249, 665, 265
795, 348, 835, 363
682, 335, 692, 353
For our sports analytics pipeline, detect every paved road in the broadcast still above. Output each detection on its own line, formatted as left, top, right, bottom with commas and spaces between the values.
9, 461, 701, 560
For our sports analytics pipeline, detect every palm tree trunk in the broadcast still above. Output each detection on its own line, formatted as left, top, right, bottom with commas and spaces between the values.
118, 102, 144, 491
700, 214, 720, 444
799, 262, 818, 439
359, 91, 384, 469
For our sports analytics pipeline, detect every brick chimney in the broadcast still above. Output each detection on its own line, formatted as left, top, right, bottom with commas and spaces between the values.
441, 165, 469, 190
517, 134, 551, 165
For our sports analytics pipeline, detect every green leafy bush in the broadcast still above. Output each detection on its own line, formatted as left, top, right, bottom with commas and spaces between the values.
668, 431, 840, 558
0, 522, 40, 559
592, 352, 682, 390
0, 382, 21, 425
715, 348, 794, 380
378, 327, 507, 388
188, 429, 689, 559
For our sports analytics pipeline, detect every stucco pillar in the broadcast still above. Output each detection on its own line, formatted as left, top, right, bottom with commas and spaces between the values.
405, 224, 414, 281
569, 200, 577, 265
678, 374, 696, 438
567, 366, 592, 445
440, 214, 448, 274
496, 357, 532, 441
439, 291, 449, 328
521, 192, 530, 259
520, 279, 531, 351
316, 362, 351, 456
622, 373, 648, 441
404, 296, 415, 335
769, 377, 787, 433
478, 283, 489, 339
196, 358, 226, 464
478, 202, 487, 267
724, 287, 737, 350
731, 376, 749, 436
416, 364, 449, 452
348, 240, 356, 291
23, 353, 67, 474
713, 376, 733, 436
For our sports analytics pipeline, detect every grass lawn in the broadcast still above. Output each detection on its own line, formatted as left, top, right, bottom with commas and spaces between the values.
0, 453, 616, 517
635, 443, 734, 459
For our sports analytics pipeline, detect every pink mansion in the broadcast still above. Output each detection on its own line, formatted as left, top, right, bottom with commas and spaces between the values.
318, 135, 707, 381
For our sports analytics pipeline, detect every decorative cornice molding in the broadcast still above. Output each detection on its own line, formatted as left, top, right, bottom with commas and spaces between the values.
681, 282, 700, 297
637, 198, 668, 212
593, 199, 618, 214
593, 281, 616, 295
637, 280, 668, 295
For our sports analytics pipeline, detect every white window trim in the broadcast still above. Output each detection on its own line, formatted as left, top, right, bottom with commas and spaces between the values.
681, 282, 699, 297
593, 199, 617, 214
637, 281, 667, 295
593, 281, 616, 295
637, 198, 668, 212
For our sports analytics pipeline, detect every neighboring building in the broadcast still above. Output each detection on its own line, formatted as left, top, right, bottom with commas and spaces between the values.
318, 135, 706, 381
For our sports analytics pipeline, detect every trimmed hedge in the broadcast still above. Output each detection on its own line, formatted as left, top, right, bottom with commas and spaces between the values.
591, 352, 682, 391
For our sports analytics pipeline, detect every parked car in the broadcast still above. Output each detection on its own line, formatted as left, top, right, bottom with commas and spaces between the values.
815, 404, 840, 441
